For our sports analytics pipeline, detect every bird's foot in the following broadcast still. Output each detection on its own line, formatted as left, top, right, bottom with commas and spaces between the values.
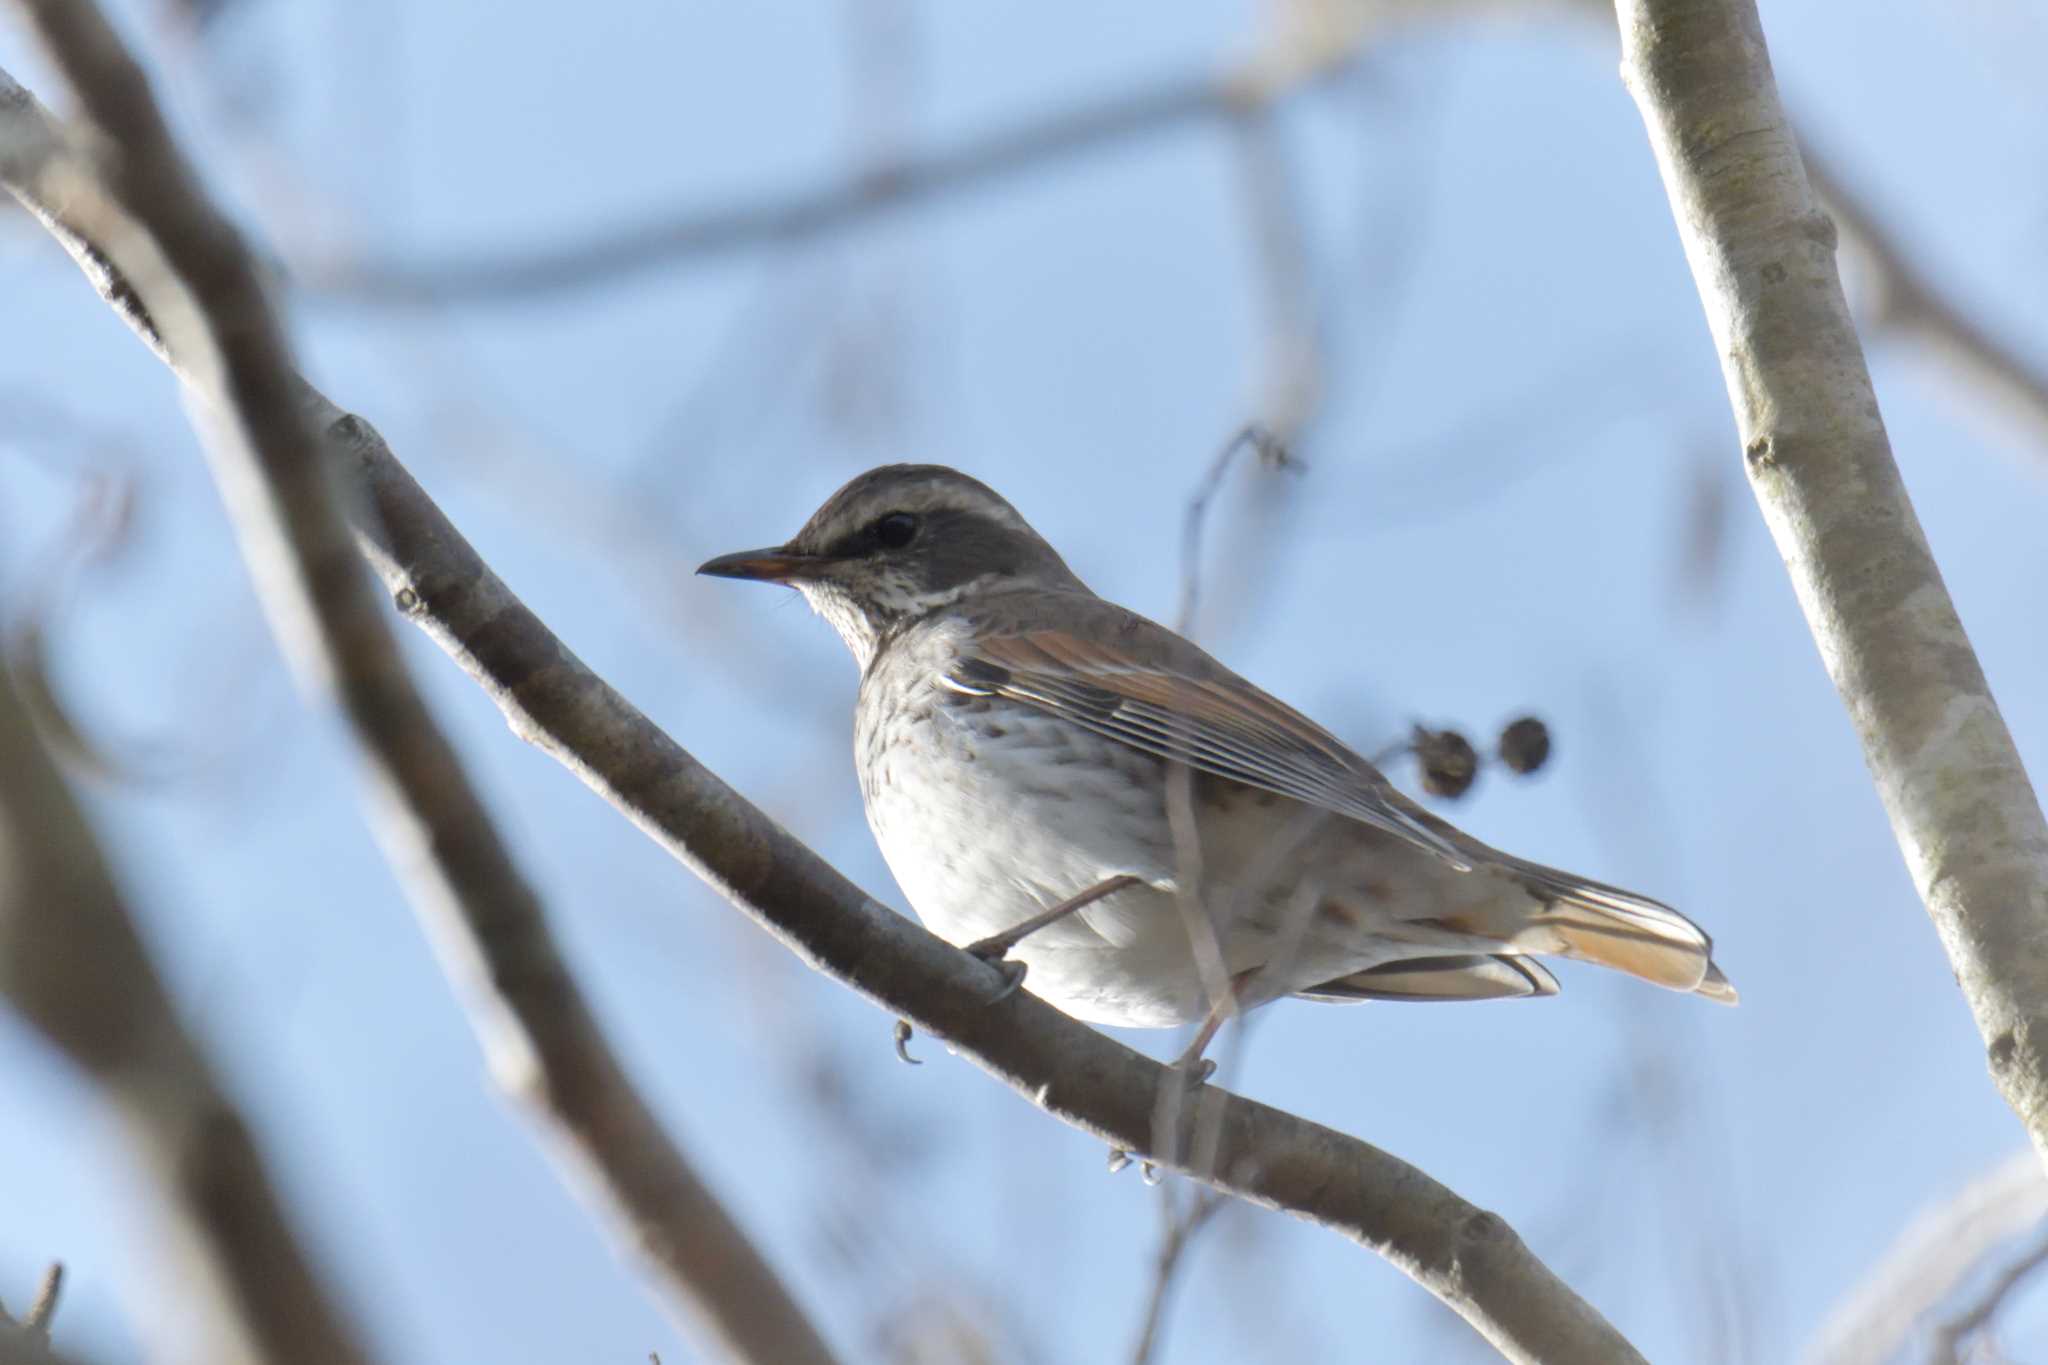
963, 941, 1028, 1004
1106, 1147, 1166, 1184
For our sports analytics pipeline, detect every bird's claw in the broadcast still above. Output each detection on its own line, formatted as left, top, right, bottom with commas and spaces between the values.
1170, 1055, 1217, 1088
968, 946, 1028, 1003
893, 1019, 922, 1065
1107, 1148, 1133, 1175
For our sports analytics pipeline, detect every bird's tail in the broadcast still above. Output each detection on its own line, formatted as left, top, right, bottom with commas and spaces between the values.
1503, 858, 1738, 1004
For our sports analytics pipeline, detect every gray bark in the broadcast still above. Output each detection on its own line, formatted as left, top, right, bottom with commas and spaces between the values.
1615, 0, 2048, 1158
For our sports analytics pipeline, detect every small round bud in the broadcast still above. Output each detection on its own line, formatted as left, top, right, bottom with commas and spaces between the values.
1414, 726, 1478, 799
1497, 716, 1551, 775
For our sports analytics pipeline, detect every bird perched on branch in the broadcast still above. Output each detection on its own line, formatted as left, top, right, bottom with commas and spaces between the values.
702, 464, 1734, 1071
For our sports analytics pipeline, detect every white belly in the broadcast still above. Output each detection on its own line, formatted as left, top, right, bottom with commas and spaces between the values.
858, 670, 1228, 1025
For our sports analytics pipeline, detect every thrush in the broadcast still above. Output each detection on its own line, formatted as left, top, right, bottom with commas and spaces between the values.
701, 464, 1735, 1065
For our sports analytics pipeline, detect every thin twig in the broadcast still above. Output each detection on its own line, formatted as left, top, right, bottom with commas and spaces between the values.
0, 22, 838, 1365
1800, 149, 2048, 460
4, 55, 1651, 1365
1227, 103, 1322, 446
1805, 1150, 2048, 1365
1176, 423, 1295, 637
303, 2, 2048, 467
307, 71, 1232, 304
1929, 1224, 2048, 1365
22, 1265, 60, 1340
1129, 1188, 1228, 1365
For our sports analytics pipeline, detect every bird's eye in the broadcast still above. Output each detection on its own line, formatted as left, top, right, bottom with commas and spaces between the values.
871, 512, 919, 549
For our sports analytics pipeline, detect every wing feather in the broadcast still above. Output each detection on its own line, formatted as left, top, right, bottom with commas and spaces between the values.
948, 630, 1473, 871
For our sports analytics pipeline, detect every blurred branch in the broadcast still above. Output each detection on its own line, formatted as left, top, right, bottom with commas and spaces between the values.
306, 70, 1233, 304
1128, 1187, 1227, 1365
1801, 150, 2048, 459
0, 664, 372, 1365
19, 1265, 59, 1342
1547, 0, 2048, 460
0, 21, 839, 1365
1227, 103, 1321, 445
1804, 1150, 2048, 1365
9, 27, 1652, 1365
0, 1264, 63, 1346
1176, 423, 1296, 636
0, 426, 149, 782
1616, 0, 2048, 1166
326, 0, 2048, 466
1929, 1226, 2048, 1365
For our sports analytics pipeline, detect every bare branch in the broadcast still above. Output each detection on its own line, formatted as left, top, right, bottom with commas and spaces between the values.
5, 36, 1653, 1365
306, 71, 1230, 304
1128, 1188, 1227, 1365
1176, 424, 1297, 637
21, 1265, 61, 1340
0, 20, 838, 1365
1549, 0, 2048, 460
1226, 104, 1322, 446
1800, 150, 2048, 460
1615, 0, 2048, 1163
0, 1264, 62, 1341
1930, 1225, 2048, 1365
0, 667, 372, 1364
1805, 1149, 2048, 1365
292, 2, 2048, 468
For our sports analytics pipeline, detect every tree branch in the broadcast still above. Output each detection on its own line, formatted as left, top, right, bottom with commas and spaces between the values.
1798, 149, 2048, 459
0, 668, 372, 1365
1805, 1148, 2048, 1364
1929, 1225, 2048, 1364
306, 70, 1230, 304
1614, 0, 2048, 1162
0, 15, 837, 1365
303, 5, 2048, 469
1128, 1187, 1227, 1365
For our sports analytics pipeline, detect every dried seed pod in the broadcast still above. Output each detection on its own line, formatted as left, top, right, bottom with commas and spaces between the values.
1413, 726, 1478, 799
1497, 716, 1552, 775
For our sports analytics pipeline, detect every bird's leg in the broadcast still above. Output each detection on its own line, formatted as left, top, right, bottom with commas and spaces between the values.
965, 874, 1144, 1002
1168, 967, 1261, 1085
1169, 1015, 1224, 1086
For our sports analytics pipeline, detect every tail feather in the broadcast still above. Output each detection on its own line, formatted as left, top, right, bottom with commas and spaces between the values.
1299, 954, 1561, 1003
1505, 858, 1737, 1004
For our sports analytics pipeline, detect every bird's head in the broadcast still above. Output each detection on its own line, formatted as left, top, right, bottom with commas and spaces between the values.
698, 464, 1085, 666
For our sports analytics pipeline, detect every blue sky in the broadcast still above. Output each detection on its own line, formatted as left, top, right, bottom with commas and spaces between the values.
5, 2, 2048, 1361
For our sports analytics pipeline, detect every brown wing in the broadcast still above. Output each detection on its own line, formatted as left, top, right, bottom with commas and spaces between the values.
938, 628, 1474, 871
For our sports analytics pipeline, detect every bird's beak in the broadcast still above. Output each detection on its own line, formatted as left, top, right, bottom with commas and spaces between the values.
696, 545, 820, 584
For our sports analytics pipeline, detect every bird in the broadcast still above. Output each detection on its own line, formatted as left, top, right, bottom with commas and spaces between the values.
700, 464, 1735, 1069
